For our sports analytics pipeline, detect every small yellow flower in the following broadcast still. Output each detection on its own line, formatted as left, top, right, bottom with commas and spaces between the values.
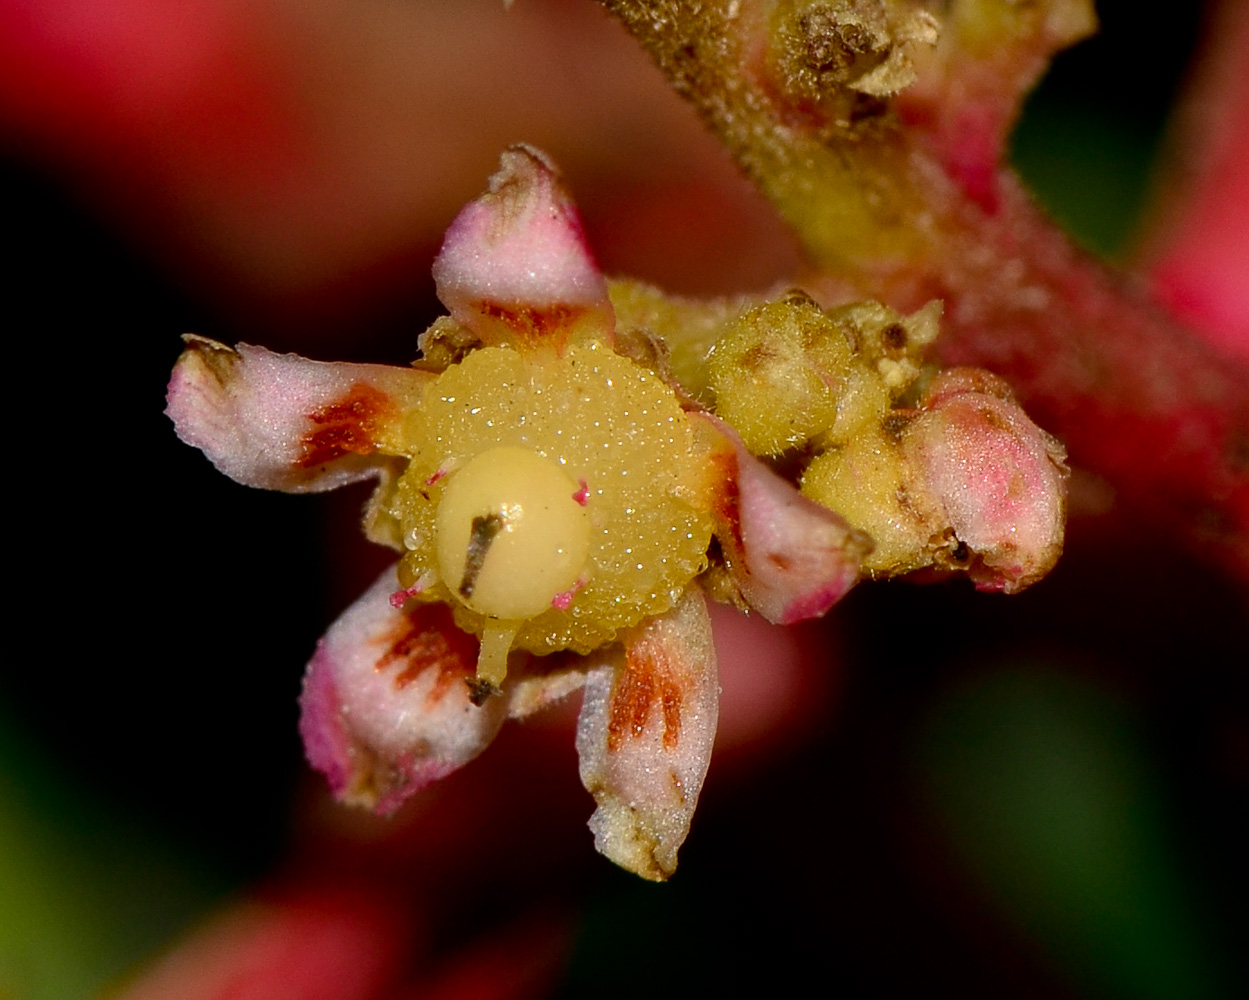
167, 145, 1062, 880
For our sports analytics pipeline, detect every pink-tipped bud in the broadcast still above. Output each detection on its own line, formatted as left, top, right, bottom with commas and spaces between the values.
904, 368, 1068, 592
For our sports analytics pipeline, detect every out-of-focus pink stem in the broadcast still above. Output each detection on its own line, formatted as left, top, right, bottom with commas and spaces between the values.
1140, 0, 1249, 357
115, 886, 412, 1000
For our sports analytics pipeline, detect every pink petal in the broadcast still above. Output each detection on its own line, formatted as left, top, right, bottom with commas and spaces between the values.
575, 587, 719, 880
299, 567, 507, 815
904, 368, 1068, 592
431, 144, 614, 350
1143, 2, 1249, 358
695, 413, 869, 624
167, 336, 429, 492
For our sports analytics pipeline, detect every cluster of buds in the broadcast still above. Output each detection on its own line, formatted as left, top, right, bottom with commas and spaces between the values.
168, 145, 1066, 880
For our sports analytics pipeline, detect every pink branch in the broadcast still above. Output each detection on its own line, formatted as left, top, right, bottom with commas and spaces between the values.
1139, 0, 1249, 356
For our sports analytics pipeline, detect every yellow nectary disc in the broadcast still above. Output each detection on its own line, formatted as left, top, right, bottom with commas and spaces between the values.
391, 343, 712, 654
435, 446, 591, 620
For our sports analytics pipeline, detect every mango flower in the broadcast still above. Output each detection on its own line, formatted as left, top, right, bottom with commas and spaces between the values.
167, 144, 1064, 880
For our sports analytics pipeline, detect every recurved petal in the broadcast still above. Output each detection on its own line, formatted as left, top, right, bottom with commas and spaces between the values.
575, 587, 719, 881
695, 413, 869, 623
431, 144, 614, 350
299, 568, 507, 815
904, 368, 1068, 592
167, 335, 430, 492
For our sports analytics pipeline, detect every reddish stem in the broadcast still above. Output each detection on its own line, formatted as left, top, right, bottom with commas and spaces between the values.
1140, 0, 1249, 356
604, 0, 1249, 578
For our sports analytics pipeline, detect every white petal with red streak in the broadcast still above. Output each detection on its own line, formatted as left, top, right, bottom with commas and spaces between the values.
166, 336, 429, 492
696, 413, 869, 623
575, 587, 719, 881
431, 144, 614, 346
299, 568, 507, 815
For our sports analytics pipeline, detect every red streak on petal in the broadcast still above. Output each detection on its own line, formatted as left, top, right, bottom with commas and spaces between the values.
607, 646, 683, 753
707, 447, 742, 548
377, 603, 479, 705
478, 301, 586, 349
298, 383, 395, 468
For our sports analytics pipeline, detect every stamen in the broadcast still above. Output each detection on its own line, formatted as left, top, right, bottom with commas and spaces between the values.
551, 577, 585, 610
389, 570, 437, 609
